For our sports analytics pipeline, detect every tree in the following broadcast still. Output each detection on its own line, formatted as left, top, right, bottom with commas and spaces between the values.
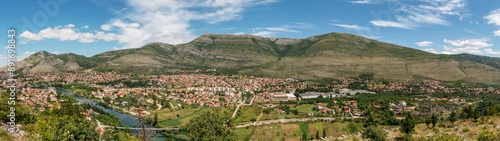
400, 113, 415, 135
363, 112, 377, 128
124, 125, 131, 133
448, 111, 457, 127
323, 128, 326, 138
431, 113, 438, 128
183, 109, 236, 141
362, 126, 387, 141
153, 113, 158, 126
425, 117, 431, 129
316, 129, 320, 139
473, 109, 479, 122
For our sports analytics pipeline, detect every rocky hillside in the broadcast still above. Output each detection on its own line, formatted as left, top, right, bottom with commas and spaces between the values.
4, 32, 500, 84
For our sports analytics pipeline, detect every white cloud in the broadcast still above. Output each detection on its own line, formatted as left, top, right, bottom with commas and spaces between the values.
350, 0, 376, 4
19, 31, 43, 41
82, 25, 89, 29
442, 38, 493, 54
370, 21, 414, 29
234, 32, 245, 35
494, 29, 500, 37
421, 48, 438, 54
252, 31, 274, 37
485, 9, 500, 36
249, 22, 312, 37
332, 24, 368, 31
23, 51, 35, 55
415, 41, 434, 47
51, 51, 60, 54
98, 0, 279, 49
485, 9, 500, 26
265, 28, 299, 33
443, 38, 492, 49
19, 24, 115, 43
368, 0, 466, 29
484, 48, 500, 55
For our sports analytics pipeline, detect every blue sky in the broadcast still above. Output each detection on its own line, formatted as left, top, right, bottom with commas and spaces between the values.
2, 0, 500, 67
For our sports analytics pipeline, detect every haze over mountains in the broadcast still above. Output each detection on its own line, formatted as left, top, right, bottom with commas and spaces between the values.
5, 32, 500, 84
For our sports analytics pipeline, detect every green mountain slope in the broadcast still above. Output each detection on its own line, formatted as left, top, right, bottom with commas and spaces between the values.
4, 32, 500, 84
452, 53, 500, 70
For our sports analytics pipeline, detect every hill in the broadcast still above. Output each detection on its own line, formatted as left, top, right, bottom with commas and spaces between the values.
4, 32, 500, 84
452, 53, 500, 70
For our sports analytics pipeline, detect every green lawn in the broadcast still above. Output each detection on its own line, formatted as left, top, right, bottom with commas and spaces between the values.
234, 106, 262, 123
296, 104, 318, 115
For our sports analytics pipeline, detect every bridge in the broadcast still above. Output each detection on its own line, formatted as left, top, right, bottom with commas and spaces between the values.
100, 125, 179, 131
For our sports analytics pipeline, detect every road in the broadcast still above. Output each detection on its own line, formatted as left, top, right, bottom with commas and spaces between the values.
235, 117, 360, 129
232, 93, 256, 118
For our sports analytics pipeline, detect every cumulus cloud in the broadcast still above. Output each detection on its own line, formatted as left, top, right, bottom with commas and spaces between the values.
19, 0, 278, 49
19, 24, 120, 44
442, 38, 493, 54
485, 9, 500, 36
99, 0, 278, 49
368, 0, 466, 29
485, 9, 500, 26
421, 48, 438, 54
484, 48, 500, 55
415, 41, 434, 47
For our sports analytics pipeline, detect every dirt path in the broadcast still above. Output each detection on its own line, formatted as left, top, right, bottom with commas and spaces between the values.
256, 112, 263, 121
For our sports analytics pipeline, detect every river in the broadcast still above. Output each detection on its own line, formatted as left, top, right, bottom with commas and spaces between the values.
58, 89, 172, 141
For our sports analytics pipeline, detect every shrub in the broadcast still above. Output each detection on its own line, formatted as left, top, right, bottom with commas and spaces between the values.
462, 128, 470, 132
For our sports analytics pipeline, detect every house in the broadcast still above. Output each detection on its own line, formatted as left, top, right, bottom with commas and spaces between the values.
278, 109, 285, 114
317, 103, 322, 109
395, 106, 403, 112
321, 110, 327, 114
266, 103, 274, 107
373, 105, 381, 109
86, 115, 92, 120
307, 112, 314, 116
121, 101, 129, 107
351, 104, 357, 110
397, 101, 407, 107
344, 110, 350, 116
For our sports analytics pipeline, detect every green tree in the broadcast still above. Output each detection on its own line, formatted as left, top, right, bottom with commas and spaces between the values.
448, 111, 457, 127
316, 129, 320, 139
425, 117, 431, 129
473, 109, 479, 122
183, 109, 236, 141
362, 126, 387, 141
431, 113, 438, 128
323, 128, 326, 138
400, 113, 416, 135
124, 125, 131, 133
154, 113, 158, 126
363, 112, 377, 128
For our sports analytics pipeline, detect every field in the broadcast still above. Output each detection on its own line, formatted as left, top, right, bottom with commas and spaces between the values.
234, 106, 263, 123
147, 106, 230, 127
234, 121, 350, 140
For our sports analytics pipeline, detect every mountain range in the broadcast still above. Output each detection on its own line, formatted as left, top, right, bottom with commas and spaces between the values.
4, 32, 500, 85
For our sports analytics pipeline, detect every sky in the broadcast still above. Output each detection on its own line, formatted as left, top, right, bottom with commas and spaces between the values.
2, 0, 500, 67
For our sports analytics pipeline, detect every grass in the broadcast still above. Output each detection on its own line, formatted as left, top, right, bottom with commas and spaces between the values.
234, 121, 350, 140
155, 107, 211, 127
299, 123, 310, 139
296, 104, 317, 115
234, 106, 262, 123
